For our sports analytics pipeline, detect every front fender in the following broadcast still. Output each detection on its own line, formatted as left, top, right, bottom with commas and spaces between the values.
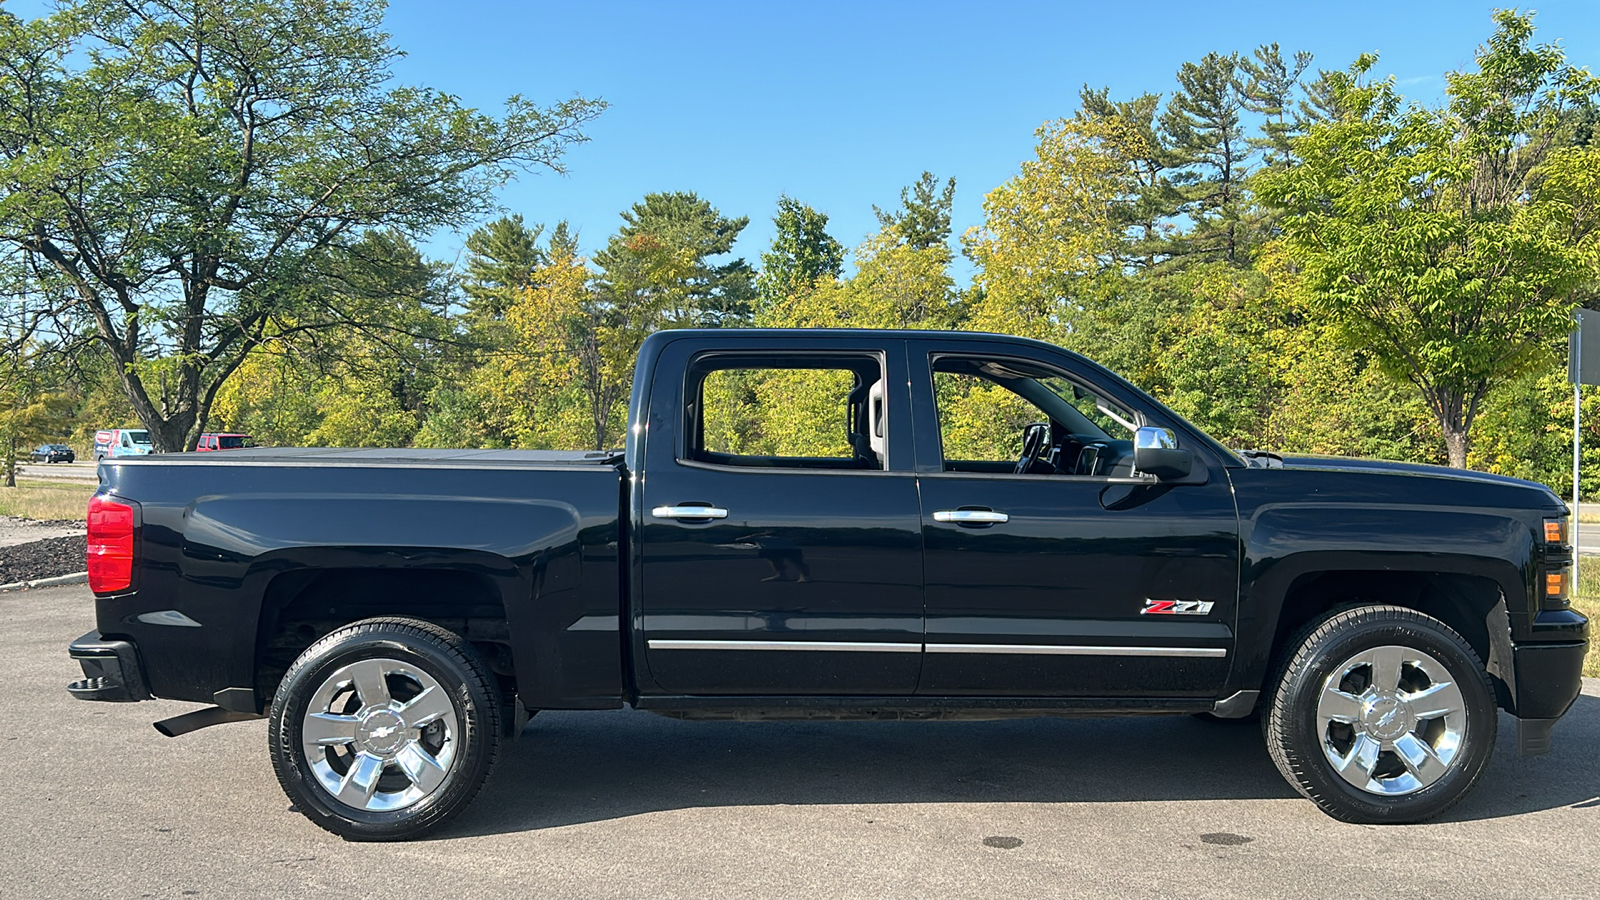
1230, 503, 1533, 695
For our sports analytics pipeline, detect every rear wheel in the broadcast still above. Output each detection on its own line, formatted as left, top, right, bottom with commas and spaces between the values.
1263, 605, 1496, 824
268, 617, 501, 841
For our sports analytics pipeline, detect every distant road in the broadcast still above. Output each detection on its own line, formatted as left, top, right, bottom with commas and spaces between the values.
16, 461, 97, 482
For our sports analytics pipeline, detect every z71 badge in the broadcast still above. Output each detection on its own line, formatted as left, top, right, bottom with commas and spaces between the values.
1141, 599, 1214, 615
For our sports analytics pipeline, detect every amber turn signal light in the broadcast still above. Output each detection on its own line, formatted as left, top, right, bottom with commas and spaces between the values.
1544, 518, 1568, 544
1546, 572, 1566, 597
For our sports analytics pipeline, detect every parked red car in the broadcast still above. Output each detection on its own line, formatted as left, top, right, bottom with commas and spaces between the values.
195, 433, 255, 451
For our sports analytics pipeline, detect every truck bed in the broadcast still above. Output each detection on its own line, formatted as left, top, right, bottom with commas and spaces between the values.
94, 450, 626, 711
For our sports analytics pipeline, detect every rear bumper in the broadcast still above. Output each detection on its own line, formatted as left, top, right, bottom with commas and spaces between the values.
67, 630, 151, 702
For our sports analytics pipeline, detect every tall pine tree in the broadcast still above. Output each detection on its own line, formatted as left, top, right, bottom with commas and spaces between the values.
593, 192, 755, 327
756, 196, 844, 307
874, 172, 956, 251
1161, 52, 1253, 264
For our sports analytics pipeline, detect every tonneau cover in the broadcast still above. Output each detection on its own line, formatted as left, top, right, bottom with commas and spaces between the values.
106, 447, 624, 467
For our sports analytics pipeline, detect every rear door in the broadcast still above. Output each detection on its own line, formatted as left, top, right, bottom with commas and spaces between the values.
636, 336, 925, 695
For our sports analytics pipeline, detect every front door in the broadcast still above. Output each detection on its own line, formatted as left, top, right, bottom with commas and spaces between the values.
908, 340, 1240, 697
637, 338, 925, 695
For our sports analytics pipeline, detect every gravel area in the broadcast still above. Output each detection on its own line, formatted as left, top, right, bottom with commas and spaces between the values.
0, 515, 86, 549
0, 535, 87, 584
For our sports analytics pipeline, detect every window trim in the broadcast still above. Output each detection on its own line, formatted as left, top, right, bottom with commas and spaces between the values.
678, 349, 891, 474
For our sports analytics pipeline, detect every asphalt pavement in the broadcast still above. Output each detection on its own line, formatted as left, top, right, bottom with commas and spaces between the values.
4, 584, 1599, 900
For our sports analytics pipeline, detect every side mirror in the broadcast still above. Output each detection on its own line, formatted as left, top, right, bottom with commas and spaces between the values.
1134, 426, 1192, 480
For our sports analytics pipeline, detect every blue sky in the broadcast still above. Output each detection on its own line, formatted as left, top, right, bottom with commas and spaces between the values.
15, 1, 1600, 278
375, 0, 1598, 278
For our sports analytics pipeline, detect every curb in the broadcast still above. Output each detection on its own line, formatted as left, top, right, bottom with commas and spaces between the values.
0, 571, 88, 592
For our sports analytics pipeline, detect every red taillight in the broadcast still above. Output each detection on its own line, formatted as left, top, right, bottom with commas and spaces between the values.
87, 494, 136, 593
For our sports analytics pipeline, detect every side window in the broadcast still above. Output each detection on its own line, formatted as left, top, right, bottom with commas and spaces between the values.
686, 355, 886, 470
932, 355, 1139, 477
934, 371, 1045, 463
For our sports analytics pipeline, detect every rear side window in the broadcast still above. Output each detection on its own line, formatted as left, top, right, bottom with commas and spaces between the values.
218, 436, 245, 449
684, 354, 886, 470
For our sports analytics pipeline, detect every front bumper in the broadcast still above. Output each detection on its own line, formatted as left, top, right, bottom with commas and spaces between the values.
67, 630, 151, 702
1510, 638, 1588, 756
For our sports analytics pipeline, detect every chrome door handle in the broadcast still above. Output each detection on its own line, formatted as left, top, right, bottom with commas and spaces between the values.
652, 505, 729, 520
932, 509, 1009, 524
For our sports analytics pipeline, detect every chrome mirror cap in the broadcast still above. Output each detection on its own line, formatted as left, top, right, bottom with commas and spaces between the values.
1135, 426, 1178, 450
1133, 426, 1191, 480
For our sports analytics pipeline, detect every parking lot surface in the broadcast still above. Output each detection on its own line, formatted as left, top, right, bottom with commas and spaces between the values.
4, 584, 1598, 900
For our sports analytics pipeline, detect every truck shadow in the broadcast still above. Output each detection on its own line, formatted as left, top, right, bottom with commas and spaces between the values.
444, 693, 1600, 837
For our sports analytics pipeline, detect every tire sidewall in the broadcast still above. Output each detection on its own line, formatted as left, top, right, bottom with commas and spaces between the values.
1280, 615, 1496, 822
269, 625, 496, 840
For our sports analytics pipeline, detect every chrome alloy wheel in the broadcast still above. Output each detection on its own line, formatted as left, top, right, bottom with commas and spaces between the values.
300, 658, 459, 812
1316, 644, 1467, 797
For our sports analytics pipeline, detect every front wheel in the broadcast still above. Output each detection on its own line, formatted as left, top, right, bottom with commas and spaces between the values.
268, 617, 501, 841
1263, 605, 1497, 824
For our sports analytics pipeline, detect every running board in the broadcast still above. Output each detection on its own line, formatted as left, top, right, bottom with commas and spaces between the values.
154, 706, 262, 737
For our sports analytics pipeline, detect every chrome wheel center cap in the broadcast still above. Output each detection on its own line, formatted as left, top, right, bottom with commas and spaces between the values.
357, 708, 408, 756
1360, 693, 1411, 741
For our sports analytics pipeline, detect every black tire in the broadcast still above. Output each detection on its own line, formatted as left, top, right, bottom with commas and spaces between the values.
1263, 605, 1497, 824
268, 617, 501, 841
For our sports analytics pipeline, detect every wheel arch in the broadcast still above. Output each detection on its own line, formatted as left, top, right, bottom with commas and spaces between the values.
254, 564, 517, 712
1238, 560, 1519, 710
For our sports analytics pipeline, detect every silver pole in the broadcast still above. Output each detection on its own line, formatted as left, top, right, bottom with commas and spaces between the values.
1574, 378, 1582, 587
1575, 312, 1583, 589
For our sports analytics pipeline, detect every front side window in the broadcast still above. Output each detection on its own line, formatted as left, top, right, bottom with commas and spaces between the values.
686, 355, 886, 470
932, 355, 1138, 476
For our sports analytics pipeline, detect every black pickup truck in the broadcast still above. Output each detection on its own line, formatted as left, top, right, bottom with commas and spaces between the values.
70, 328, 1588, 840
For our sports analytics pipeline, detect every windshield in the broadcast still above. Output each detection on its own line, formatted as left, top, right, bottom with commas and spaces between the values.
126, 430, 151, 445
218, 436, 251, 449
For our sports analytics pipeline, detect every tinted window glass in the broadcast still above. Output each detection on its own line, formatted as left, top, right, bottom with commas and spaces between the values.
686, 355, 885, 470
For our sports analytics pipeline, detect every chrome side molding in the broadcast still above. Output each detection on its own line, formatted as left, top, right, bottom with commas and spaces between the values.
925, 643, 1226, 658
646, 639, 1226, 658
648, 639, 922, 653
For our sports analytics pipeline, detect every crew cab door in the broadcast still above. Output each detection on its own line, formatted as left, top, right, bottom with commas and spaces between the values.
907, 339, 1240, 697
635, 337, 924, 695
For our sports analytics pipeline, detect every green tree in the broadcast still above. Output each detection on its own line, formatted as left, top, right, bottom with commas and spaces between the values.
874, 172, 956, 251
1240, 43, 1314, 168
1257, 12, 1600, 467
966, 116, 1144, 345
593, 192, 754, 327
1077, 87, 1179, 268
211, 230, 454, 448
756, 196, 844, 307
1161, 52, 1253, 263
462, 215, 549, 322
764, 230, 959, 330
0, 0, 603, 451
